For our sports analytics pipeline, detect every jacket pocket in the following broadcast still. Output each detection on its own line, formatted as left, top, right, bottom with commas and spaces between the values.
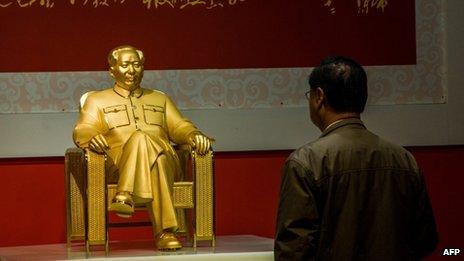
143, 104, 164, 126
103, 104, 130, 129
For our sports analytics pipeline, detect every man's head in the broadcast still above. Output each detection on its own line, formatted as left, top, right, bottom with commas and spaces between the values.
306, 56, 367, 130
108, 45, 145, 91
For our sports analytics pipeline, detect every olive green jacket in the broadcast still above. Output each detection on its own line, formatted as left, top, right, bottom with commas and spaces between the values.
275, 118, 438, 261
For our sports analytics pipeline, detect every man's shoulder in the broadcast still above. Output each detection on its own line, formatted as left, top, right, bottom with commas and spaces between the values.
290, 135, 334, 159
376, 136, 419, 170
287, 141, 320, 167
377, 136, 409, 153
288, 130, 419, 173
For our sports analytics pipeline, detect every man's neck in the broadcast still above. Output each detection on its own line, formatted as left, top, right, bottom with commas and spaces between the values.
322, 112, 360, 131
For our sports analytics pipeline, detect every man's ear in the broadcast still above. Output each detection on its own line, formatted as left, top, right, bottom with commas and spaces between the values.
315, 87, 325, 108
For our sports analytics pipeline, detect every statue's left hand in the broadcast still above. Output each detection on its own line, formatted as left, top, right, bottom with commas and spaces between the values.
89, 133, 109, 154
188, 133, 214, 155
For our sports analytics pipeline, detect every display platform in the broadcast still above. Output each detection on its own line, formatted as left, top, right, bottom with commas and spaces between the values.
0, 235, 274, 261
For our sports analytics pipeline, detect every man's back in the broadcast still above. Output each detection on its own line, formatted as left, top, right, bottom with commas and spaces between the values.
275, 119, 438, 260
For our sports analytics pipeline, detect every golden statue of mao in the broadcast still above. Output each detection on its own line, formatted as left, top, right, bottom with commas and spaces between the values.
73, 45, 213, 250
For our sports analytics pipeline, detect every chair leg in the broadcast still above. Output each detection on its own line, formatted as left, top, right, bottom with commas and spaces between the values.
105, 234, 109, 256
85, 240, 90, 256
66, 237, 70, 251
185, 209, 193, 247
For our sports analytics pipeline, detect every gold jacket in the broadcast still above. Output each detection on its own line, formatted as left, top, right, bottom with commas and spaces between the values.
73, 85, 199, 165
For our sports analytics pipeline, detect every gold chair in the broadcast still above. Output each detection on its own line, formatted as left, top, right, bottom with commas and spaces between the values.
65, 146, 215, 253
65, 93, 215, 253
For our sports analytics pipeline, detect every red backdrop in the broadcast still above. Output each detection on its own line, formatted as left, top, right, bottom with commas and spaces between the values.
0, 146, 463, 261
0, 0, 416, 72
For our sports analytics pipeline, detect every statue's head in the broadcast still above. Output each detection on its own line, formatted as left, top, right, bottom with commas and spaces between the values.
108, 45, 145, 91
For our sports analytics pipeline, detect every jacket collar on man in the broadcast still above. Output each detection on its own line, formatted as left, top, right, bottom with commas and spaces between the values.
113, 84, 143, 98
320, 118, 365, 138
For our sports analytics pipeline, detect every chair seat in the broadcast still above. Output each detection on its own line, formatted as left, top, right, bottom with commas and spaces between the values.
107, 182, 194, 210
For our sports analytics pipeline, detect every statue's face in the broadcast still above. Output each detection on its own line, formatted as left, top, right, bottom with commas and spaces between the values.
111, 49, 144, 91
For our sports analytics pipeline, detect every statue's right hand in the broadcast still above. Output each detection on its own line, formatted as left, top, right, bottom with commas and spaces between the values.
89, 134, 109, 154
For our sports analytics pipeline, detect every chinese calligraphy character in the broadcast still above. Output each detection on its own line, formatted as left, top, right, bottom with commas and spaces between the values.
0, 0, 54, 8
2, 0, 244, 9
73, 0, 125, 7
0, 0, 13, 7
322, 0, 388, 14
206, 0, 223, 9
205, 0, 245, 10
39, 0, 54, 8
228, 0, 245, 5
16, 0, 36, 7
143, 0, 175, 9
358, 0, 388, 14
82, 0, 110, 7
323, 0, 336, 14
180, 0, 206, 9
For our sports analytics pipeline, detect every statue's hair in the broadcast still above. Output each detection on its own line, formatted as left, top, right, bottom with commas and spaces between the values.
108, 45, 145, 67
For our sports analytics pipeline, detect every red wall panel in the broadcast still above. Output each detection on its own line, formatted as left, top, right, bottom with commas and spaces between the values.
0, 146, 462, 261
411, 146, 464, 260
0, 0, 416, 72
214, 151, 286, 237
0, 158, 66, 246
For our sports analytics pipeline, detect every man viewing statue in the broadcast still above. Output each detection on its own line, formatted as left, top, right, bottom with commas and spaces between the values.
73, 45, 213, 251
274, 56, 438, 260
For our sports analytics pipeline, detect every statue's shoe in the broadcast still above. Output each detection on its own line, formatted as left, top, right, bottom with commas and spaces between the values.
110, 192, 134, 218
156, 232, 182, 251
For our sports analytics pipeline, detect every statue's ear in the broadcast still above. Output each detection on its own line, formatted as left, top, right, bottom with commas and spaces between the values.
109, 67, 115, 78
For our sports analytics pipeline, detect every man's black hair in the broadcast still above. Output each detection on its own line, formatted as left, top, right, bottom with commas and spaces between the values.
308, 56, 368, 113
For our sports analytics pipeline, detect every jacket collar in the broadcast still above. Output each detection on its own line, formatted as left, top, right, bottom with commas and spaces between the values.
113, 84, 143, 98
320, 118, 365, 138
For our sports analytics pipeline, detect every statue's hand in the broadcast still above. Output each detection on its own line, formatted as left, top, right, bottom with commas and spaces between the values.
89, 134, 110, 154
188, 133, 214, 155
